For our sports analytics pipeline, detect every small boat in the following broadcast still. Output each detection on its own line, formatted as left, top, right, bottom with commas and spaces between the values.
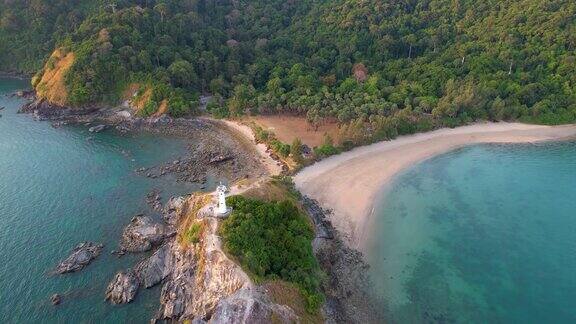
0, 106, 5, 110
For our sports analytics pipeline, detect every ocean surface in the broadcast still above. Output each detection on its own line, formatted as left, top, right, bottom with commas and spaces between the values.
366, 142, 576, 323
0, 78, 208, 322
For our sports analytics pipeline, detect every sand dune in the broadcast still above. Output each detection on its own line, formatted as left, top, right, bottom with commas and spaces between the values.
294, 122, 576, 251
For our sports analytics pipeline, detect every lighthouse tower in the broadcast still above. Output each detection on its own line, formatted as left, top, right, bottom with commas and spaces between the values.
216, 184, 228, 216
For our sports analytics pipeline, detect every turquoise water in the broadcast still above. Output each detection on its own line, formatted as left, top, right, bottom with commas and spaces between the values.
367, 142, 576, 323
0, 78, 205, 322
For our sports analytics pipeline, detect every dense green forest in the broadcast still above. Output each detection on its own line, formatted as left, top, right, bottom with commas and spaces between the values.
1, 0, 575, 143
221, 195, 323, 312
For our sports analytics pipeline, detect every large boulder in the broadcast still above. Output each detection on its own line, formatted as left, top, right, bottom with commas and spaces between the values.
105, 243, 175, 305
120, 215, 175, 253
134, 243, 175, 288
53, 242, 103, 274
105, 271, 140, 304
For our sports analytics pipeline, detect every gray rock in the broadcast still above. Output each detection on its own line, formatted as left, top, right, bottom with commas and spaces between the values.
51, 294, 61, 305
88, 124, 106, 133
209, 288, 298, 324
163, 197, 185, 225
134, 243, 175, 288
53, 242, 103, 274
120, 215, 175, 253
106, 271, 139, 304
158, 278, 189, 319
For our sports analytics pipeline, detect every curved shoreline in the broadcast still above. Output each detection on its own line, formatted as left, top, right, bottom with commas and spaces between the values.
294, 122, 576, 252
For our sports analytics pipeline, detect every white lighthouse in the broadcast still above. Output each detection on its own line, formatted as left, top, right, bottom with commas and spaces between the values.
216, 184, 229, 216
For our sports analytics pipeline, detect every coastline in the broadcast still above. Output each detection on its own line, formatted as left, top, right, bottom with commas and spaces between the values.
294, 122, 576, 252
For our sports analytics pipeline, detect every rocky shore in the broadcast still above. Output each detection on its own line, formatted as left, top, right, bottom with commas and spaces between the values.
18, 95, 268, 184
302, 197, 385, 323
21, 92, 382, 322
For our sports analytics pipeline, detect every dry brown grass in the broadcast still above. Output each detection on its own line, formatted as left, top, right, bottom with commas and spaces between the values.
36, 48, 75, 106
153, 99, 169, 116
262, 280, 323, 323
130, 86, 152, 112
249, 115, 340, 147
122, 83, 140, 101
177, 193, 212, 248
242, 180, 294, 203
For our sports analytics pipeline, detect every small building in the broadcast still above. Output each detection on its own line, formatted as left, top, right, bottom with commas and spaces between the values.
215, 184, 232, 217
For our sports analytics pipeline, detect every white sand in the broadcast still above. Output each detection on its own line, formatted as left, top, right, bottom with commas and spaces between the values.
294, 122, 576, 251
203, 117, 283, 177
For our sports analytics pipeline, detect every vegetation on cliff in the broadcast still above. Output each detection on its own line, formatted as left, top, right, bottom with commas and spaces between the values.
221, 195, 323, 312
1, 0, 576, 136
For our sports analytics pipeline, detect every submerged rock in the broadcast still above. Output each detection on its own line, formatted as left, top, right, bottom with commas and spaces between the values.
51, 294, 61, 305
120, 215, 175, 253
53, 242, 103, 274
88, 124, 106, 133
146, 190, 163, 212
105, 271, 139, 304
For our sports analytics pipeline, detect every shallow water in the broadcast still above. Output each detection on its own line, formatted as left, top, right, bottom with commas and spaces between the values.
0, 78, 209, 322
367, 142, 576, 323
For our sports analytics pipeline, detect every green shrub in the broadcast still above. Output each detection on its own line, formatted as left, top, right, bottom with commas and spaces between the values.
221, 196, 323, 312
183, 222, 202, 244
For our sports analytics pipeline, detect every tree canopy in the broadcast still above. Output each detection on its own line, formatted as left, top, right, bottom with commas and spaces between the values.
1, 0, 575, 130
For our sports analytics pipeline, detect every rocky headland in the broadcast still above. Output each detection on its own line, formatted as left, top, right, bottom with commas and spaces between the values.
105, 192, 299, 323
21, 90, 381, 323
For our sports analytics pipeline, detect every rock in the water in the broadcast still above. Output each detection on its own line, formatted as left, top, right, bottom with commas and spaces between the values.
88, 124, 106, 133
53, 242, 103, 274
105, 271, 139, 304
146, 190, 163, 212
134, 243, 175, 288
120, 215, 175, 253
51, 294, 61, 305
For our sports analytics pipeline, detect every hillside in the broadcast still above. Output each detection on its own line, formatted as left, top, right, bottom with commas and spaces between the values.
1, 0, 575, 142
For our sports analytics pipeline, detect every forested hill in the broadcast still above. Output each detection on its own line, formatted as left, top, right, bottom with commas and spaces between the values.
1, 0, 575, 143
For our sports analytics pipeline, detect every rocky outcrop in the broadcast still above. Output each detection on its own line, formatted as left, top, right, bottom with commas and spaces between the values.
163, 196, 185, 225
105, 271, 140, 304
18, 98, 98, 121
154, 195, 295, 323
120, 215, 175, 253
156, 216, 254, 321
209, 288, 299, 324
134, 242, 175, 288
53, 242, 103, 274
105, 243, 175, 305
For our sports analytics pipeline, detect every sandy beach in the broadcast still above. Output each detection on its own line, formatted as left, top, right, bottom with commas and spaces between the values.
294, 122, 576, 251
203, 117, 283, 177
